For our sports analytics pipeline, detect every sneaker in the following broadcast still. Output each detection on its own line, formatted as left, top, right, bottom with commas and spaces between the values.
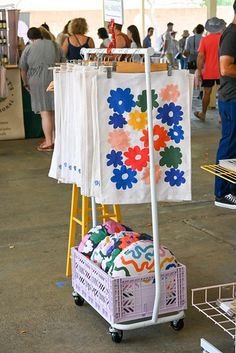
215, 193, 236, 209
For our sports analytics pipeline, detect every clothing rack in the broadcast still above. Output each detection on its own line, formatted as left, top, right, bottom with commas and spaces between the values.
72, 47, 185, 334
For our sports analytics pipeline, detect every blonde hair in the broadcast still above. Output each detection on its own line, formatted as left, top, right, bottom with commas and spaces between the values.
39, 26, 54, 40
68, 18, 88, 35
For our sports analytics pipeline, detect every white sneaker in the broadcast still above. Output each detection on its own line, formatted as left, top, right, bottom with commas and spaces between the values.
215, 193, 236, 209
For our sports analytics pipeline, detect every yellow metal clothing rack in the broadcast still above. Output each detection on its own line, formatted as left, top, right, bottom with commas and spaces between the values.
201, 164, 236, 184
66, 184, 121, 276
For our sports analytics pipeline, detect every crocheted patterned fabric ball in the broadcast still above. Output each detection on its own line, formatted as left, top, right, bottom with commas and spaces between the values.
108, 241, 178, 277
99, 232, 153, 273
78, 220, 130, 258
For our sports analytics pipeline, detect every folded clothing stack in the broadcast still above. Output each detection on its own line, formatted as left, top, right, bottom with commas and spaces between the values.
78, 220, 178, 278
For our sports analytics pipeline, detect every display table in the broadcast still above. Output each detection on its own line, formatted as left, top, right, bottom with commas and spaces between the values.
0, 66, 25, 140
0, 65, 44, 140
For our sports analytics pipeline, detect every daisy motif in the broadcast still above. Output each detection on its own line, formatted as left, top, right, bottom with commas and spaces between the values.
160, 84, 180, 103
111, 165, 138, 190
108, 130, 131, 151
128, 110, 148, 130
140, 125, 170, 151
124, 146, 149, 171
89, 225, 103, 234
107, 88, 136, 114
83, 239, 93, 254
142, 165, 162, 185
165, 168, 186, 187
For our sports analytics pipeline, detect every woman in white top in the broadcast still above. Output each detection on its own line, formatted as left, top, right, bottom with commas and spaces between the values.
97, 27, 111, 48
127, 25, 142, 62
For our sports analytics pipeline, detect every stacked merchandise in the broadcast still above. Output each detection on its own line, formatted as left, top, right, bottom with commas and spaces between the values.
49, 65, 193, 204
78, 220, 179, 278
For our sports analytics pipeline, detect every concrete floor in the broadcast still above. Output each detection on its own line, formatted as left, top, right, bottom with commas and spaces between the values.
0, 97, 236, 353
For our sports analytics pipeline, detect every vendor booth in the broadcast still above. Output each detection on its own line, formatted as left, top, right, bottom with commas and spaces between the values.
0, 7, 43, 140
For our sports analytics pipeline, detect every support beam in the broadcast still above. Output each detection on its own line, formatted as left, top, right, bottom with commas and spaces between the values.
207, 0, 217, 19
140, 0, 145, 40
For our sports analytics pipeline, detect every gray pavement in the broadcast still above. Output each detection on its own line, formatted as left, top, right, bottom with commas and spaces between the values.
0, 96, 235, 353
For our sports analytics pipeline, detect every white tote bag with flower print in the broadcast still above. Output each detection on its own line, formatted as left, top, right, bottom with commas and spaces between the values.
91, 70, 193, 204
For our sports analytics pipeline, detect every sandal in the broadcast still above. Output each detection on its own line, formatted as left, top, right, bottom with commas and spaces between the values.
37, 144, 54, 152
194, 111, 205, 122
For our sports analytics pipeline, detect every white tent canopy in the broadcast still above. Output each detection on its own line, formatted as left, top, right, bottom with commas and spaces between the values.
0, 0, 203, 11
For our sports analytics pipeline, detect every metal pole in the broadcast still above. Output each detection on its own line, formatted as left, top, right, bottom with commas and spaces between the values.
144, 47, 161, 323
141, 0, 145, 41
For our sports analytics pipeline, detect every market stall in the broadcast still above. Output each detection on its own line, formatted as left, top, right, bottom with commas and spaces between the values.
0, 7, 43, 140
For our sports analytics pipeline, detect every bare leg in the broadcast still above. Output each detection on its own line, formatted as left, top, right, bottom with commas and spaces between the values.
202, 87, 212, 116
194, 87, 212, 121
40, 111, 54, 146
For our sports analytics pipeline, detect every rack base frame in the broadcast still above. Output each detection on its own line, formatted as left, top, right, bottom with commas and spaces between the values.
192, 283, 236, 353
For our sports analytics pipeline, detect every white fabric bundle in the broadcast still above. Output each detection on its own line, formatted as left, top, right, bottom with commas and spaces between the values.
49, 67, 193, 204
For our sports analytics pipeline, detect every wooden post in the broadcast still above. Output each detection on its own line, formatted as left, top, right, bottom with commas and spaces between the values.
207, 0, 217, 19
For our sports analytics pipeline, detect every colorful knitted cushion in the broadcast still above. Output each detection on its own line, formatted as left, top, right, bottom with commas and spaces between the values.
91, 231, 127, 266
100, 232, 153, 273
78, 220, 130, 258
108, 241, 178, 277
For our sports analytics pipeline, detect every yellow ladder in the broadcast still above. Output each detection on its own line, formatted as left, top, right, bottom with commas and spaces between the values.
66, 184, 121, 276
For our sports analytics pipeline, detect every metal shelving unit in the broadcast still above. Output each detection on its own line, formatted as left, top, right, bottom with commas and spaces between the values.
193, 164, 236, 352
0, 8, 19, 65
201, 164, 236, 184
192, 283, 236, 353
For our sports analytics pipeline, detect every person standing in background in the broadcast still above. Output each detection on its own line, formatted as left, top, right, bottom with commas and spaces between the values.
178, 30, 190, 69
162, 22, 174, 65
62, 18, 95, 60
19, 27, 65, 152
56, 21, 71, 47
97, 27, 111, 48
170, 31, 179, 68
214, 1, 236, 208
143, 27, 154, 48
110, 23, 131, 48
127, 24, 142, 62
194, 17, 226, 121
40, 22, 55, 40
39, 26, 55, 40
184, 24, 204, 72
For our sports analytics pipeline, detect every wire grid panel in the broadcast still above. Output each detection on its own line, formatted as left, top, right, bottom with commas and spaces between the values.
72, 247, 187, 325
201, 165, 236, 184
192, 283, 236, 339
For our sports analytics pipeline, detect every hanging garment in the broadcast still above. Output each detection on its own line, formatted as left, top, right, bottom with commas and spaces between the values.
49, 67, 193, 204
91, 70, 193, 204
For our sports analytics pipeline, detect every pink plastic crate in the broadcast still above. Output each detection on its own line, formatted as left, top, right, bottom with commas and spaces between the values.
72, 246, 187, 324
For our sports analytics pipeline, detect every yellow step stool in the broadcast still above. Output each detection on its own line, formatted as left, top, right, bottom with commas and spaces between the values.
66, 184, 121, 276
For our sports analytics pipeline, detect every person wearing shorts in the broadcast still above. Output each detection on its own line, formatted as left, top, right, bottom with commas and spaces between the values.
214, 1, 236, 208
194, 17, 226, 121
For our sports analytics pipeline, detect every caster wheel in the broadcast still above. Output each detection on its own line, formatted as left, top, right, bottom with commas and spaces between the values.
170, 318, 184, 331
74, 295, 84, 306
111, 330, 123, 343
72, 291, 84, 306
